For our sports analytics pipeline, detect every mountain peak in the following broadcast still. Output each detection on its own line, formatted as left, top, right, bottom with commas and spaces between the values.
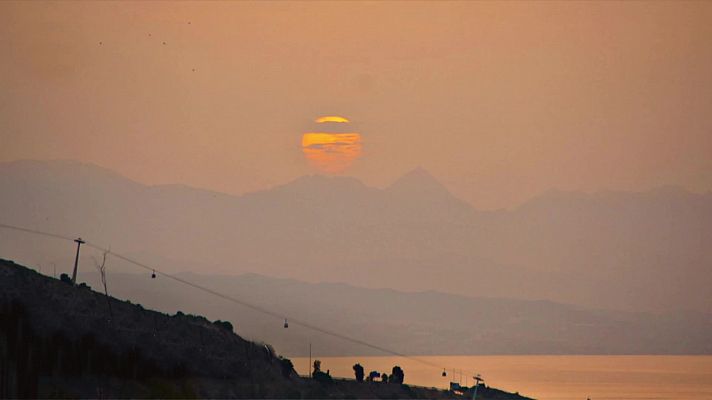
384, 167, 473, 213
387, 167, 450, 195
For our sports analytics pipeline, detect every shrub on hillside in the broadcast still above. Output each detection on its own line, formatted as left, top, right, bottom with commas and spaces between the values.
279, 356, 294, 378
59, 273, 72, 284
213, 319, 233, 332
313, 370, 333, 385
353, 363, 364, 382
391, 366, 404, 384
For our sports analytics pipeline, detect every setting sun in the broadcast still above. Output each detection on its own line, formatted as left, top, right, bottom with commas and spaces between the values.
302, 116, 362, 174
302, 132, 362, 174
315, 116, 350, 123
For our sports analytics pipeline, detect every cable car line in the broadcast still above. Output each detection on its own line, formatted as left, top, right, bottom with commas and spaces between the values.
0, 222, 480, 377
0, 222, 76, 242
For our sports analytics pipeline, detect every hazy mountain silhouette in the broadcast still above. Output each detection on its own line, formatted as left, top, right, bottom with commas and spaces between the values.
75, 269, 712, 356
1, 159, 710, 316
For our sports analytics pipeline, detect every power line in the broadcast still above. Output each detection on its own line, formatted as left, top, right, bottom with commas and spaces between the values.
0, 222, 479, 378
89, 243, 433, 364
0, 222, 76, 242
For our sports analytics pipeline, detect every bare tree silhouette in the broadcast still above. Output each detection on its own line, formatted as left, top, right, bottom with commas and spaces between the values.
93, 249, 113, 323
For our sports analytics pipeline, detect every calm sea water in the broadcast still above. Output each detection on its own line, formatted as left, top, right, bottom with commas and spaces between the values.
290, 355, 712, 400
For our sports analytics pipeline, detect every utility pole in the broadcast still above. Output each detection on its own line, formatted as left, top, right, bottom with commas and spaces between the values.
309, 342, 312, 378
71, 237, 85, 285
472, 374, 484, 400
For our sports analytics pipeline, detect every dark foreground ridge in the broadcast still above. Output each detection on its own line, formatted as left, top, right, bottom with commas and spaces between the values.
0, 258, 532, 399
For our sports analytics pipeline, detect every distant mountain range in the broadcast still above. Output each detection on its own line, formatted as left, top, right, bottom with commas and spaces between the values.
1, 159, 711, 316
77, 269, 712, 356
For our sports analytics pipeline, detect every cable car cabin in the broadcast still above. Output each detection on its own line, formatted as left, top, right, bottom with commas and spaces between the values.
283, 319, 289, 328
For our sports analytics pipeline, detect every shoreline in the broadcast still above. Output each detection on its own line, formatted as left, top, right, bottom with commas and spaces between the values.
290, 354, 712, 399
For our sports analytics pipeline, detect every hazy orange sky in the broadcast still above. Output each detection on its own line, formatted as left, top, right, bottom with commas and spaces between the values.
1, 1, 711, 209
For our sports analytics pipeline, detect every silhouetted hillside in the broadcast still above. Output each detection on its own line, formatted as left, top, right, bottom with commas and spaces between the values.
0, 258, 531, 399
